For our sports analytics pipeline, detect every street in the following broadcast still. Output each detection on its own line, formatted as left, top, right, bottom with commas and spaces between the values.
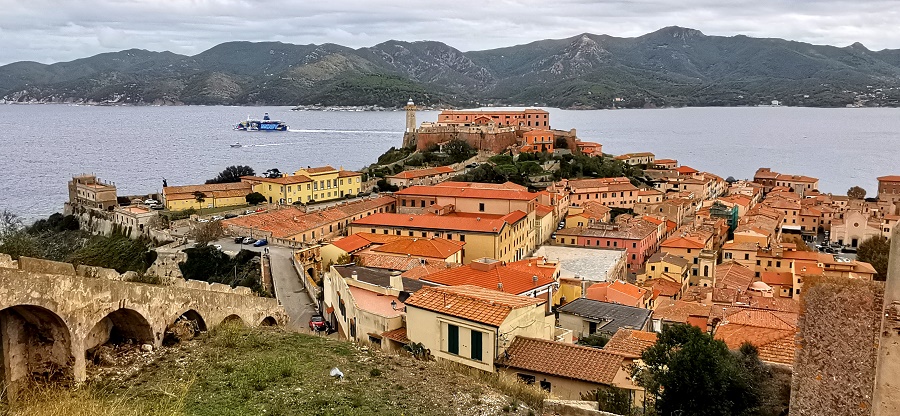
215, 238, 317, 331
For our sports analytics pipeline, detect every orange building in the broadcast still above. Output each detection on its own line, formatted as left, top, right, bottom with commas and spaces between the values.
438, 108, 550, 128
520, 129, 555, 153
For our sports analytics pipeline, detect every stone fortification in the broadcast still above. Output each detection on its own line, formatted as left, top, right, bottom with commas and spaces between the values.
873, 227, 900, 415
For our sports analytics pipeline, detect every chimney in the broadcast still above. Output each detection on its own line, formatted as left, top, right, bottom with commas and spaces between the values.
532, 275, 538, 284
497, 282, 504, 291
390, 271, 404, 292
351, 271, 358, 280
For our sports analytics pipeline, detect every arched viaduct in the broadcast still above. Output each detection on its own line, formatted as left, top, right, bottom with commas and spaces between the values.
0, 257, 287, 399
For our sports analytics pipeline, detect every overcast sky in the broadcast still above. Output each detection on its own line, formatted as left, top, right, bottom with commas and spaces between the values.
2, 0, 900, 65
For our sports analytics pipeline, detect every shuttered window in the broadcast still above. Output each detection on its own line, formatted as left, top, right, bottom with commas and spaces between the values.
471, 330, 483, 361
447, 324, 459, 355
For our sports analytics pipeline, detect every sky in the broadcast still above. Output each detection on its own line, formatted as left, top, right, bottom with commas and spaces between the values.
2, 0, 900, 65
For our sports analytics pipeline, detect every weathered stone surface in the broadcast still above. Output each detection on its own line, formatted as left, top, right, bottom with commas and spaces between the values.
873, 226, 900, 416
0, 266, 287, 394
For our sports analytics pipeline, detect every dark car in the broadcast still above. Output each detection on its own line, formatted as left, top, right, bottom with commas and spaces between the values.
234, 237, 245, 244
224, 213, 238, 219
309, 315, 327, 331
253, 239, 268, 247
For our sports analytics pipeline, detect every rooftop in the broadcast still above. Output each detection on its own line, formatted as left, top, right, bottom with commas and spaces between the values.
395, 182, 539, 201
497, 337, 626, 385
333, 265, 435, 293
347, 286, 404, 318
223, 196, 396, 239
557, 298, 652, 334
603, 328, 658, 358
419, 257, 557, 295
372, 237, 465, 259
532, 246, 625, 281
405, 285, 545, 327
352, 211, 527, 234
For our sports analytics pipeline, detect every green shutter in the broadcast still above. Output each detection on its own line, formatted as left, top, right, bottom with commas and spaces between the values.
471, 330, 483, 361
447, 324, 459, 355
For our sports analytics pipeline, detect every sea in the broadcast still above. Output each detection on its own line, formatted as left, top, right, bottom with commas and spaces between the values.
1, 105, 899, 223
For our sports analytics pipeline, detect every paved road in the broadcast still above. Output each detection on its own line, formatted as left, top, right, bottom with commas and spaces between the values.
216, 238, 317, 331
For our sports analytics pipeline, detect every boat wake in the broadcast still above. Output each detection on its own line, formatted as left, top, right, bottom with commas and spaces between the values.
288, 129, 401, 134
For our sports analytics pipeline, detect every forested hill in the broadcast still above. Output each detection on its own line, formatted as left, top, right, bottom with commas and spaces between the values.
2, 26, 899, 108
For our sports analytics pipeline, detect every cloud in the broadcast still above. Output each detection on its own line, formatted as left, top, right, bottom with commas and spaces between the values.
1, 0, 899, 65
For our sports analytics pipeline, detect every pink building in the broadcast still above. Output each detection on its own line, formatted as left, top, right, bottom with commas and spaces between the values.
554, 220, 659, 275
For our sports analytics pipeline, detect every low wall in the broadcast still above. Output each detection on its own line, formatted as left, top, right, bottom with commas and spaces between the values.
542, 400, 622, 416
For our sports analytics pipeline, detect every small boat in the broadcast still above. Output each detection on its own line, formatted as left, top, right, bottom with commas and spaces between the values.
230, 143, 243, 148
234, 113, 288, 131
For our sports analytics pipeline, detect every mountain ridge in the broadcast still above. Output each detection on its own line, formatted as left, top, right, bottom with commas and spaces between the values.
2, 27, 899, 108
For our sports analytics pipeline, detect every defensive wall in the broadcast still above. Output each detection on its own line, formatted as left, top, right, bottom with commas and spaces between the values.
0, 255, 286, 400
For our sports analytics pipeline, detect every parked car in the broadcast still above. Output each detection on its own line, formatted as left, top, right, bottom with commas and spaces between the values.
253, 239, 268, 247
197, 218, 210, 223
309, 315, 327, 331
224, 213, 238, 219
234, 237, 245, 244
242, 237, 257, 244
211, 215, 225, 221
213, 244, 223, 251
841, 247, 858, 254
144, 199, 159, 205
149, 204, 164, 210
550, 233, 557, 240
255, 207, 266, 212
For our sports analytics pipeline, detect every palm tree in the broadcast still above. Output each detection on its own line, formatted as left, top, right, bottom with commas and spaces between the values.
193, 191, 207, 215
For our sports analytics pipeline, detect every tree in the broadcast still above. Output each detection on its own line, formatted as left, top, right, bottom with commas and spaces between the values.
245, 192, 266, 205
443, 139, 476, 164
634, 324, 768, 416
555, 136, 569, 150
0, 210, 24, 238
264, 168, 283, 178
193, 191, 207, 215
858, 236, 891, 281
190, 220, 224, 246
847, 186, 867, 200
206, 165, 255, 184
375, 178, 399, 192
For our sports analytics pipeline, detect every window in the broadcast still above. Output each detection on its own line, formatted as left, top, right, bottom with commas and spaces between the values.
471, 330, 483, 361
447, 324, 459, 355
517, 374, 536, 385
539, 380, 551, 392
460, 234, 465, 242
421, 200, 425, 208
776, 261, 781, 268
664, 266, 669, 273
744, 253, 750, 260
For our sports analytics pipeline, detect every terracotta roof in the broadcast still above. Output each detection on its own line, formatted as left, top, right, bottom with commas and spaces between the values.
535, 203, 554, 217
400, 262, 460, 279
585, 281, 648, 307
355, 253, 424, 271
372, 237, 464, 259
645, 252, 690, 268
163, 182, 253, 200
388, 166, 456, 180
302, 166, 337, 174
497, 337, 625, 385
338, 170, 361, 178
674, 166, 698, 175
352, 211, 527, 234
652, 300, 712, 324
715, 262, 754, 290
761, 272, 793, 286
241, 175, 312, 185
714, 324, 796, 365
433, 181, 528, 191
877, 175, 900, 182
419, 258, 557, 295
331, 234, 374, 253
654, 159, 677, 164
644, 278, 682, 298
222, 196, 395, 239
395, 183, 538, 201
604, 329, 658, 358
381, 327, 409, 344
347, 286, 404, 318
404, 285, 544, 327
661, 235, 706, 250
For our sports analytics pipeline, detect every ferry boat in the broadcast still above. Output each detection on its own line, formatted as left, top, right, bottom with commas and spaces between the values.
234, 113, 288, 131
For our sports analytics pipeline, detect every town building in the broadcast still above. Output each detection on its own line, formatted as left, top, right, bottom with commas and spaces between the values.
575, 141, 602, 156
614, 152, 655, 166
497, 336, 644, 401
68, 174, 118, 210
557, 298, 652, 339
565, 201, 612, 227
161, 181, 252, 211
404, 285, 554, 372
242, 165, 363, 205
652, 159, 678, 170
111, 205, 156, 237
437, 108, 550, 128
562, 177, 640, 208
877, 175, 900, 214
554, 220, 659, 275
324, 265, 434, 348
222, 195, 396, 246
584, 280, 649, 308
519, 129, 556, 153
650, 300, 712, 332
385, 166, 457, 189
532, 245, 627, 284
753, 168, 819, 197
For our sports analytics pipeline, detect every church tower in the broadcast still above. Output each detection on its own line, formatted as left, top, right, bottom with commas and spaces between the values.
405, 99, 417, 133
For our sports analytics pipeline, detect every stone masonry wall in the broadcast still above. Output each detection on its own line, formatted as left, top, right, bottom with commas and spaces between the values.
873, 226, 900, 415
789, 276, 884, 416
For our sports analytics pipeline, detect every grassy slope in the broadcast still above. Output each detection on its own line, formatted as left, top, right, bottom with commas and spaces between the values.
5, 325, 543, 416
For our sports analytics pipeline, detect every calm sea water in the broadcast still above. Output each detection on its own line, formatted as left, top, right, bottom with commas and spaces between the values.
1, 105, 898, 222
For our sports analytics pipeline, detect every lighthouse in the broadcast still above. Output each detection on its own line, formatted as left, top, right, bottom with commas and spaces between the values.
405, 99, 417, 133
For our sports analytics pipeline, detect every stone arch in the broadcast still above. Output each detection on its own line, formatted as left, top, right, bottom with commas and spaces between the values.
307, 267, 316, 281
222, 314, 245, 327
164, 309, 207, 345
0, 305, 74, 386
84, 308, 154, 355
260, 316, 278, 327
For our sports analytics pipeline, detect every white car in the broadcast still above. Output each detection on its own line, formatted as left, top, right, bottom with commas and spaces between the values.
213, 244, 223, 251
211, 215, 225, 221
197, 218, 210, 223
144, 199, 159, 205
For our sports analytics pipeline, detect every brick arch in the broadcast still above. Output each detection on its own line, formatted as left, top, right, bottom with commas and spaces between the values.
0, 304, 75, 392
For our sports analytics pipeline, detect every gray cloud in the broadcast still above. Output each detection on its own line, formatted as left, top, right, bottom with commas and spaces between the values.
2, 0, 899, 65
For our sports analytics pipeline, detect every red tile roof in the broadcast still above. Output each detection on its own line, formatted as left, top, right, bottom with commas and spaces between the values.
877, 175, 900, 182
761, 272, 793, 286
302, 166, 337, 174
585, 281, 648, 307
674, 166, 699, 175
222, 196, 395, 239
535, 203, 554, 217
381, 327, 409, 344
352, 211, 527, 234
604, 329, 658, 358
372, 237, 464, 259
497, 337, 626, 385
661, 236, 706, 250
419, 258, 557, 295
652, 300, 712, 324
395, 183, 538, 201
405, 285, 544, 327
715, 261, 754, 290
331, 234, 374, 253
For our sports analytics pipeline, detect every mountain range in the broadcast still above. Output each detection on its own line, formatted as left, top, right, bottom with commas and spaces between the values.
2, 26, 900, 108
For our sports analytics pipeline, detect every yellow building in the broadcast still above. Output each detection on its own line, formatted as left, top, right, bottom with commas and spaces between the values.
405, 285, 554, 372
161, 182, 252, 211
242, 166, 363, 205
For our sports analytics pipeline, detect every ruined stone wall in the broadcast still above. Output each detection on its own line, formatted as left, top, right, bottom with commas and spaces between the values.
789, 276, 884, 416
873, 226, 900, 415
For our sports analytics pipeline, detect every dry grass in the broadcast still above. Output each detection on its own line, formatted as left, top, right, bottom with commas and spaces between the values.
435, 360, 549, 411
0, 380, 190, 416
